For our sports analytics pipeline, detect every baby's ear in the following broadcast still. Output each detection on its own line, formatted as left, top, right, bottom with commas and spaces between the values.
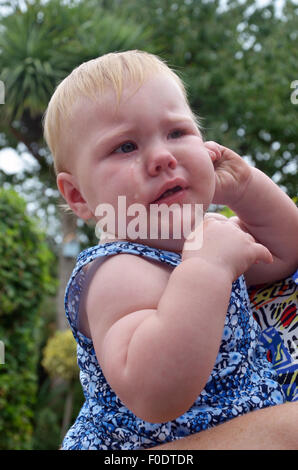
56, 172, 93, 220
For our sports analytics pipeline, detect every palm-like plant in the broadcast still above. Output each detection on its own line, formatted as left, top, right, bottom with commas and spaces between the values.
0, 0, 150, 160
0, 0, 151, 329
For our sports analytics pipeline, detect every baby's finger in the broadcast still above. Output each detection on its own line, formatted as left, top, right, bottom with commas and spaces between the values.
204, 141, 222, 162
229, 217, 252, 235
204, 212, 228, 221
254, 243, 274, 265
229, 221, 273, 265
215, 144, 244, 162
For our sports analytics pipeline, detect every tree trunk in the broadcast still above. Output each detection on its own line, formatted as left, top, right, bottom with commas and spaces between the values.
57, 206, 78, 330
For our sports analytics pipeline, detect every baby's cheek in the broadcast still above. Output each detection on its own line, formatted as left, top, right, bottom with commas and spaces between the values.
206, 165, 216, 198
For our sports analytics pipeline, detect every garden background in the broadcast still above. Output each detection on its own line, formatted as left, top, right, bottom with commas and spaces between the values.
0, 0, 297, 450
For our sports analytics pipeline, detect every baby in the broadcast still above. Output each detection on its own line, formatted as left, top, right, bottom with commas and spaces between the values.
43, 50, 298, 450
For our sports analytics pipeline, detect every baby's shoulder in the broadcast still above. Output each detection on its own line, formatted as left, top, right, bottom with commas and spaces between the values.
82, 252, 173, 338
89, 252, 173, 303
91, 251, 172, 288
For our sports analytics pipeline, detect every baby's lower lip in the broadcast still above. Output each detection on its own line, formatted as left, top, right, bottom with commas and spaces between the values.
151, 188, 187, 205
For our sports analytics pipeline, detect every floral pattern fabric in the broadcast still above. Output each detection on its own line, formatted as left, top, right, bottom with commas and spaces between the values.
62, 241, 285, 450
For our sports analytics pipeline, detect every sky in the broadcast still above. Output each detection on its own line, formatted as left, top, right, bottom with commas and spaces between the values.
0, 147, 35, 174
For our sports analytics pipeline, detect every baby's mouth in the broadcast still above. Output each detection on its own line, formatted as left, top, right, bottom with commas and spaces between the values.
153, 185, 183, 203
149, 177, 188, 205
151, 186, 189, 207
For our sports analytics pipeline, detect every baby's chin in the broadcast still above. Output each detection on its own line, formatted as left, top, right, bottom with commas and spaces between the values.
94, 205, 210, 246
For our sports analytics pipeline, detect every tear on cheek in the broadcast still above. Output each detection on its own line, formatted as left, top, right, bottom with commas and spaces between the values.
129, 158, 142, 201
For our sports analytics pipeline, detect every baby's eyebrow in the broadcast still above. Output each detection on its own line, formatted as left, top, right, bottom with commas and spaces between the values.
92, 115, 200, 155
93, 127, 134, 153
161, 114, 196, 127
162, 115, 202, 135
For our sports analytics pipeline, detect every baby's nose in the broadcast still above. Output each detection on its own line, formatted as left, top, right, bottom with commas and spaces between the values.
146, 149, 177, 176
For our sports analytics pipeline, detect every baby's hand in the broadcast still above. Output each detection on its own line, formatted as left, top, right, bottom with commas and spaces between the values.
182, 215, 273, 281
204, 141, 253, 207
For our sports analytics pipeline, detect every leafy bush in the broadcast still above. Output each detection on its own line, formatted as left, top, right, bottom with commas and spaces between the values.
42, 329, 78, 382
0, 188, 56, 449
32, 376, 83, 450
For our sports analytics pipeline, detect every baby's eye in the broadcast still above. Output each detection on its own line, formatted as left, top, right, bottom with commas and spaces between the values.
168, 129, 186, 139
114, 141, 137, 154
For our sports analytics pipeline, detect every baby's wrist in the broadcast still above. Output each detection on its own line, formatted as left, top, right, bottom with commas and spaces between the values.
181, 249, 235, 283
227, 166, 256, 213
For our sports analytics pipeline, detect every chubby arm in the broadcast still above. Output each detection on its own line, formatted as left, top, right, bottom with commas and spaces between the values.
229, 168, 298, 286
86, 253, 231, 423
205, 141, 298, 286
85, 220, 271, 423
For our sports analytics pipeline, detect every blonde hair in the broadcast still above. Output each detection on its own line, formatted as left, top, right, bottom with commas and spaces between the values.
43, 50, 199, 175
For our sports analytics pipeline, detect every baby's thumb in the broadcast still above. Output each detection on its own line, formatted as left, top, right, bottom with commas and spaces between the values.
254, 244, 273, 265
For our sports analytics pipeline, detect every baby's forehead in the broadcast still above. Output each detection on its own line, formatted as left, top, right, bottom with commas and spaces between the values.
69, 74, 191, 124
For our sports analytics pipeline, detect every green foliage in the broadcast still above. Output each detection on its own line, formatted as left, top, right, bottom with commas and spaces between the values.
32, 377, 83, 450
0, 0, 152, 246
217, 1, 298, 197
0, 0, 296, 242
103, 0, 298, 198
0, 0, 151, 123
218, 206, 235, 218
0, 188, 56, 450
42, 329, 78, 382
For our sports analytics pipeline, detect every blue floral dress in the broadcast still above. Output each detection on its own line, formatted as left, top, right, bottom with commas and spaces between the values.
62, 241, 285, 450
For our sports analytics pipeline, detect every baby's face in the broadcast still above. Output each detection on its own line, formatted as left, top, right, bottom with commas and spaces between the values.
61, 73, 216, 250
